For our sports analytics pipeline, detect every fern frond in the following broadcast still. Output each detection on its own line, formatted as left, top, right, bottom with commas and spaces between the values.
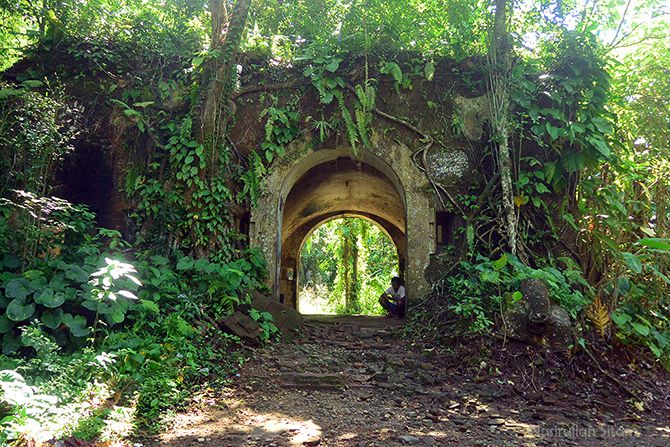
350, 83, 376, 149
264, 116, 274, 141
364, 84, 376, 112
587, 296, 610, 337
355, 84, 366, 105
355, 107, 370, 147
238, 151, 266, 206
337, 92, 359, 155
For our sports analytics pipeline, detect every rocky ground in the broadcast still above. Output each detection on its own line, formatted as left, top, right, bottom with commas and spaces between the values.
146, 316, 670, 447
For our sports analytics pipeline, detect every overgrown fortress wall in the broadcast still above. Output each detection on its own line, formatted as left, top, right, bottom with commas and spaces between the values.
3, 51, 491, 305
231, 57, 489, 305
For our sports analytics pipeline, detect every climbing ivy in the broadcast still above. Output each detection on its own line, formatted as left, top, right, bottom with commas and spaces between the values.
299, 47, 376, 155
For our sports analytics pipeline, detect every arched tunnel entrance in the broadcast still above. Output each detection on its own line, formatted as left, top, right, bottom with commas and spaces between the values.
297, 216, 400, 314
279, 156, 407, 308
295, 214, 401, 315
250, 143, 435, 312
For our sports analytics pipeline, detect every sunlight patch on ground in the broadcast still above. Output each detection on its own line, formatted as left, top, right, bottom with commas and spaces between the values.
246, 412, 322, 445
159, 397, 322, 446
335, 431, 359, 440
297, 285, 336, 315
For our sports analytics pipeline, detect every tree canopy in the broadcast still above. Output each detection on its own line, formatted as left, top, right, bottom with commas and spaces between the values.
0, 0, 669, 443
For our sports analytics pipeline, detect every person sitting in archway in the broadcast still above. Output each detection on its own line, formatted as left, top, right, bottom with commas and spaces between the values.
379, 277, 406, 318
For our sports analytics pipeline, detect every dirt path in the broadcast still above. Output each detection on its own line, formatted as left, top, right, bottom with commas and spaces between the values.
148, 316, 670, 447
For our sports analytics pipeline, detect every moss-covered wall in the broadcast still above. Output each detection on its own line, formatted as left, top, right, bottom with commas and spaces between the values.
3, 49, 492, 302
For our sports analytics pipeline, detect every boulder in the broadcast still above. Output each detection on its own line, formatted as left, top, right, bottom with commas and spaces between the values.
425, 146, 471, 188
250, 290, 304, 339
503, 279, 573, 350
520, 278, 551, 334
453, 94, 490, 141
218, 311, 264, 342
547, 304, 572, 349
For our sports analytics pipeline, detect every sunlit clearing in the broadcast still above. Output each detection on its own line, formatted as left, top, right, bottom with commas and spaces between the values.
248, 413, 322, 445
298, 217, 399, 315
161, 400, 323, 447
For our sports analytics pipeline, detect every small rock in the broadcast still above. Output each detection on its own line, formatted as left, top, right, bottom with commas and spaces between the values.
487, 418, 506, 426
398, 435, 421, 444
303, 436, 321, 446
197, 438, 205, 443
372, 373, 389, 383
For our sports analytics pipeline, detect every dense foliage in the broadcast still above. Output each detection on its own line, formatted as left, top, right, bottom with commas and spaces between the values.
0, 189, 266, 440
299, 218, 398, 315
0, 0, 669, 443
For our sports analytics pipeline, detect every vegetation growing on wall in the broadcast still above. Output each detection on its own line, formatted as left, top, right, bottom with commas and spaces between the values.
0, 0, 669, 442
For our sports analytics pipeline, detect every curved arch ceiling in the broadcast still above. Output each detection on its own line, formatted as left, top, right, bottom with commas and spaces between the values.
281, 157, 406, 246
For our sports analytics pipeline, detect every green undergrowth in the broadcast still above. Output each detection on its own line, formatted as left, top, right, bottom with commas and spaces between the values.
407, 248, 670, 370
408, 253, 593, 334
0, 194, 271, 443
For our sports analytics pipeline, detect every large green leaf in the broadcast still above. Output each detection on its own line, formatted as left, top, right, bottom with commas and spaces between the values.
2, 332, 22, 355
611, 311, 632, 326
492, 254, 508, 270
4, 278, 32, 300
631, 322, 650, 337
176, 256, 194, 270
107, 309, 126, 324
617, 276, 631, 294
545, 122, 559, 139
6, 298, 35, 321
621, 252, 643, 274
48, 273, 68, 291
0, 255, 20, 269
586, 136, 611, 157
82, 300, 109, 313
562, 151, 585, 172
648, 343, 661, 358
65, 265, 90, 283
62, 314, 90, 337
0, 315, 14, 334
591, 116, 613, 134
41, 309, 64, 330
638, 238, 670, 251
34, 288, 66, 308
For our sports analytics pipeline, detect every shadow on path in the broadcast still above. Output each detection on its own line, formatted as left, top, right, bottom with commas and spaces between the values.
147, 316, 670, 447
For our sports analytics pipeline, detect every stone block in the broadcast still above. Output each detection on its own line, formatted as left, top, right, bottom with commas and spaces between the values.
251, 290, 304, 339
218, 311, 264, 342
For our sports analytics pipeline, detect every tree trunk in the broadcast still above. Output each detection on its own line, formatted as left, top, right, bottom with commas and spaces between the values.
487, 0, 517, 255
350, 224, 359, 312
186, 0, 251, 255
342, 224, 352, 310
198, 0, 251, 143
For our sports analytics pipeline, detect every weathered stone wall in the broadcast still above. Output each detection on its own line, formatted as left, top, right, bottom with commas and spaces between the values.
4, 50, 492, 308
237, 57, 488, 307
251, 132, 443, 305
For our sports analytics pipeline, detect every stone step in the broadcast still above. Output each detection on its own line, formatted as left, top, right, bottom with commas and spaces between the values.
277, 373, 347, 390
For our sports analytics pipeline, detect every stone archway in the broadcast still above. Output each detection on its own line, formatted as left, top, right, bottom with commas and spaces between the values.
250, 135, 435, 310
